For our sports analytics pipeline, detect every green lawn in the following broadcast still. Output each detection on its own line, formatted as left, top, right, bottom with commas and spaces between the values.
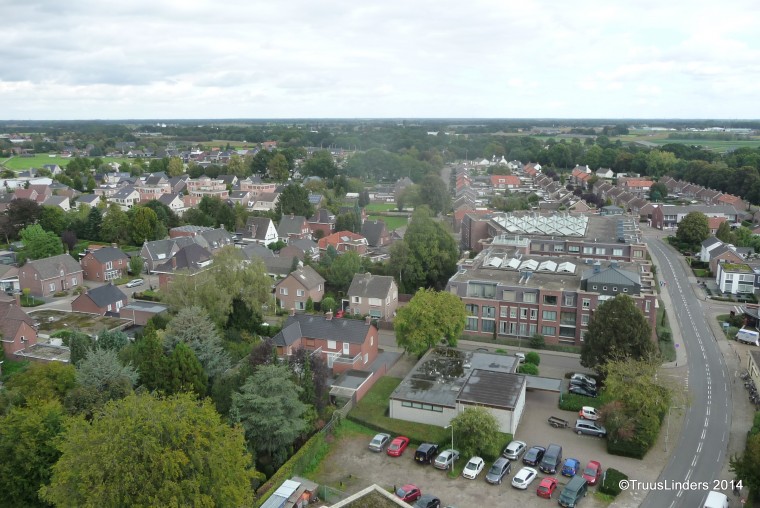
367, 215, 408, 230
1, 359, 30, 381
364, 203, 398, 212
0, 155, 133, 171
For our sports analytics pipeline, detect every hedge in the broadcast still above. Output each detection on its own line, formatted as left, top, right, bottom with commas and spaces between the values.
253, 431, 330, 508
599, 468, 628, 497
559, 393, 604, 412
606, 438, 648, 459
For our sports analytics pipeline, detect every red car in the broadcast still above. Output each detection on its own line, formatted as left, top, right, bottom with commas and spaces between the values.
395, 484, 421, 502
537, 477, 558, 499
335, 310, 345, 318
387, 436, 410, 457
582, 460, 602, 486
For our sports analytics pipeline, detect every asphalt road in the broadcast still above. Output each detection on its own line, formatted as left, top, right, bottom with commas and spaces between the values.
642, 237, 732, 508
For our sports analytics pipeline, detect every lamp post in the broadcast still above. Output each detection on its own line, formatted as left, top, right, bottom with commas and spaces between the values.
445, 424, 454, 454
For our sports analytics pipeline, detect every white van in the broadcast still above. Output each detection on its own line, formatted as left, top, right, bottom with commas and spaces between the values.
736, 328, 760, 346
704, 491, 729, 508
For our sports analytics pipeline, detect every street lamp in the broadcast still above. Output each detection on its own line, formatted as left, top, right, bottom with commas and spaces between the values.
445, 424, 454, 453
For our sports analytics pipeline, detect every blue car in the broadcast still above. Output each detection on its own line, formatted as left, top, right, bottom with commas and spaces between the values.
561, 458, 581, 477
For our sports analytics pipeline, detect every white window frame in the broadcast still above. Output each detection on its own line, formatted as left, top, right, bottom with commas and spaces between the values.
279, 287, 288, 295
327, 340, 337, 350
297, 289, 305, 297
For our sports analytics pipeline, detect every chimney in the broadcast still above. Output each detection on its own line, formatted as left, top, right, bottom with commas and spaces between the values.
171, 257, 177, 269
326, 311, 333, 320
289, 308, 295, 316
593, 261, 601, 274
365, 315, 372, 325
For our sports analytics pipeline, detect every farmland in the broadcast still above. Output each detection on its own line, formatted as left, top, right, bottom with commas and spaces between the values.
0, 154, 132, 171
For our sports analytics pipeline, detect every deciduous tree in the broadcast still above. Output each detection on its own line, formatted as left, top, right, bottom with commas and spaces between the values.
419, 173, 450, 216
267, 153, 290, 182
449, 407, 501, 460
580, 294, 656, 370
19, 224, 64, 260
327, 251, 362, 293
40, 392, 256, 508
676, 211, 709, 247
275, 184, 314, 218
394, 288, 466, 355
99, 203, 130, 244
129, 206, 159, 245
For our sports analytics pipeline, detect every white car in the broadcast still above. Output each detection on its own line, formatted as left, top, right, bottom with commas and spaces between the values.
515, 352, 526, 364
125, 278, 144, 288
502, 440, 527, 460
570, 373, 597, 389
579, 406, 600, 421
511, 467, 538, 489
433, 449, 460, 470
462, 456, 485, 479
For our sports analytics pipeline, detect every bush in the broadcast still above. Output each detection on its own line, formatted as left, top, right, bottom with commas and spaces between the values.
559, 393, 602, 412
599, 468, 628, 496
518, 363, 538, 375
606, 438, 648, 459
529, 334, 545, 349
525, 352, 540, 366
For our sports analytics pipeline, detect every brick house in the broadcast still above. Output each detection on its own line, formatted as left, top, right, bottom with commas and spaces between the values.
80, 246, 130, 281
0, 295, 37, 358
317, 231, 369, 255
275, 265, 325, 311
346, 273, 399, 319
361, 220, 390, 248
72, 283, 128, 315
19, 254, 84, 297
272, 313, 379, 374
307, 208, 335, 238
152, 243, 213, 290
277, 215, 311, 242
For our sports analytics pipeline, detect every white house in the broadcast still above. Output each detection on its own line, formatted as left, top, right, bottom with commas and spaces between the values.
716, 262, 758, 295
700, 237, 724, 263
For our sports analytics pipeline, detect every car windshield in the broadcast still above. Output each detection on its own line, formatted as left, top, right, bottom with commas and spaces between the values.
526, 450, 537, 458
371, 437, 382, 444
584, 467, 597, 475
466, 461, 478, 470
396, 487, 411, 497
513, 475, 524, 483
390, 443, 399, 449
488, 464, 502, 474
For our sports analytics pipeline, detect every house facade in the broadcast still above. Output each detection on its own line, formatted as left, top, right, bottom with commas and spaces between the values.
347, 273, 399, 319
71, 284, 128, 315
0, 297, 38, 358
277, 215, 311, 243
80, 246, 130, 281
19, 254, 84, 297
275, 265, 325, 311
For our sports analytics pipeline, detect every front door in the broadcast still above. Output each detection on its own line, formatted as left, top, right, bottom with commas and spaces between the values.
342, 342, 350, 355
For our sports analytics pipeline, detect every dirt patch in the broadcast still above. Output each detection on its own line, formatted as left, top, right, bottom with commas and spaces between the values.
29, 310, 130, 335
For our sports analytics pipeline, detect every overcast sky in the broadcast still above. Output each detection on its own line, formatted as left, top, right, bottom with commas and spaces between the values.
2, 0, 759, 120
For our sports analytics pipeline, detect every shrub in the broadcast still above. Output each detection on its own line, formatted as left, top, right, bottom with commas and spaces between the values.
529, 334, 546, 349
559, 393, 601, 412
518, 363, 538, 375
599, 468, 628, 496
606, 438, 648, 459
525, 352, 540, 366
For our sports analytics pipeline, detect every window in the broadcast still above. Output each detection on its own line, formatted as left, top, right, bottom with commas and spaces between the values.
564, 295, 574, 306
623, 288, 628, 293
523, 292, 537, 303
327, 340, 337, 350
481, 319, 495, 332
583, 247, 594, 254
465, 304, 479, 316
364, 353, 369, 364
553, 244, 565, 252
502, 290, 516, 302
529, 324, 537, 335
520, 308, 528, 319
581, 314, 590, 325
296, 301, 305, 310
582, 298, 590, 309
595, 247, 606, 255
400, 401, 443, 412
612, 287, 618, 292
613, 248, 623, 256
519, 323, 528, 336
482, 306, 496, 318
602, 286, 607, 291
568, 245, 580, 253
105, 261, 113, 270
343, 342, 350, 355
530, 309, 537, 320
500, 306, 509, 318
318, 284, 323, 291
49, 283, 55, 291
279, 287, 288, 295
369, 298, 382, 306
352, 296, 361, 303
465, 317, 478, 331
510, 307, 517, 318
467, 283, 496, 298
645, 301, 651, 312
297, 289, 305, 297
370, 335, 373, 346
633, 250, 644, 258
71, 277, 78, 286
543, 295, 557, 305
542, 326, 557, 336
500, 321, 509, 335
592, 285, 597, 290
107, 304, 112, 311
542, 310, 557, 321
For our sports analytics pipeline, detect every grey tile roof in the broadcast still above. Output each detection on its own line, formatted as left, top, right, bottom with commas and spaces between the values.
241, 244, 275, 259
158, 193, 183, 205
278, 215, 307, 237
285, 265, 325, 290
348, 273, 394, 299
90, 247, 128, 264
43, 195, 68, 206
291, 238, 318, 252
76, 194, 101, 205
83, 283, 127, 308
361, 220, 387, 247
143, 239, 178, 261
309, 208, 334, 223
261, 256, 296, 277
197, 228, 234, 250
271, 314, 371, 347
112, 186, 139, 199
702, 237, 722, 248
581, 266, 640, 286
154, 244, 212, 272
243, 217, 274, 241
25, 254, 82, 279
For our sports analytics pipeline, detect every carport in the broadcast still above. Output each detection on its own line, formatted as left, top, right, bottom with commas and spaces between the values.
525, 375, 563, 392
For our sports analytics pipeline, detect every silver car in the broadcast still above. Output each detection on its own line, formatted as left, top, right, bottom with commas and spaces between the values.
503, 440, 527, 460
433, 449, 460, 470
368, 433, 391, 452
575, 419, 607, 437
485, 457, 512, 485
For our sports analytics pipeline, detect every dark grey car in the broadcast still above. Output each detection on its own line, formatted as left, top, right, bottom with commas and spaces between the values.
485, 457, 512, 485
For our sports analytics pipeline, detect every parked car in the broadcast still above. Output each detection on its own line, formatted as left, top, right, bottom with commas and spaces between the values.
395, 484, 422, 503
561, 458, 581, 477
433, 449, 460, 470
515, 352, 526, 364
387, 436, 410, 457
578, 406, 599, 421
462, 457, 485, 480
413, 494, 441, 508
570, 373, 597, 389
334, 310, 345, 318
538, 444, 562, 474
575, 419, 607, 437
485, 457, 512, 485
537, 477, 558, 499
522, 446, 546, 467
582, 460, 602, 486
502, 440, 527, 460
569, 384, 597, 398
511, 467, 538, 490
368, 433, 391, 452
415, 443, 439, 465
558, 476, 588, 507
126, 278, 144, 288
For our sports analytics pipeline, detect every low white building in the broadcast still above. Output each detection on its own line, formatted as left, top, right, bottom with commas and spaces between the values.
389, 348, 526, 435
716, 262, 758, 295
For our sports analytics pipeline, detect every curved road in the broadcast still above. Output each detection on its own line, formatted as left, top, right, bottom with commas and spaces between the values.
642, 238, 732, 508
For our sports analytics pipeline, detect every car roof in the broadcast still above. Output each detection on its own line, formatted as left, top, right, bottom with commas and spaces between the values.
392, 436, 408, 441
564, 458, 580, 464
586, 460, 601, 467
508, 440, 526, 447
401, 484, 417, 489
468, 456, 483, 463
539, 477, 556, 484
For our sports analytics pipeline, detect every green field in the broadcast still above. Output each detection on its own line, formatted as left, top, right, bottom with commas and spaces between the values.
616, 132, 760, 152
0, 155, 133, 171
364, 203, 398, 212
367, 215, 408, 230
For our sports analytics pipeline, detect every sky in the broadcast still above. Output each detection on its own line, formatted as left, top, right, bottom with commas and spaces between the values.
2, 0, 759, 120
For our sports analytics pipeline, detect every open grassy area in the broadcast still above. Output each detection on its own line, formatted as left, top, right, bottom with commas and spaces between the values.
657, 302, 676, 363
28, 310, 129, 335
614, 131, 760, 152
365, 203, 398, 212
367, 215, 408, 230
0, 154, 133, 171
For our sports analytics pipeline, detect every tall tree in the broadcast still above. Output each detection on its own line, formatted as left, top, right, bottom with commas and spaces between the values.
0, 400, 66, 507
419, 173, 450, 216
166, 157, 184, 177
83, 206, 103, 241
1, 198, 41, 242
19, 224, 64, 260
449, 407, 501, 460
327, 251, 362, 292
164, 306, 231, 381
275, 184, 314, 218
94, 329, 129, 353
132, 326, 168, 391
394, 288, 466, 355
40, 392, 256, 508
99, 203, 130, 244
676, 211, 709, 247
231, 364, 308, 467
129, 206, 159, 244
165, 343, 208, 396
38, 205, 69, 236
76, 348, 138, 394
267, 153, 290, 182
2, 362, 77, 407
580, 294, 656, 370
731, 433, 760, 499
301, 150, 337, 179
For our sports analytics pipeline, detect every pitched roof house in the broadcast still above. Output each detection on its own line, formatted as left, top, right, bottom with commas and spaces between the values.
72, 283, 128, 316
272, 313, 379, 374
80, 246, 130, 281
19, 254, 84, 297
318, 231, 369, 255
240, 217, 279, 246
275, 265, 325, 311
347, 273, 399, 319
0, 297, 38, 359
307, 208, 335, 238
153, 244, 213, 290
277, 215, 311, 242
361, 220, 390, 248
